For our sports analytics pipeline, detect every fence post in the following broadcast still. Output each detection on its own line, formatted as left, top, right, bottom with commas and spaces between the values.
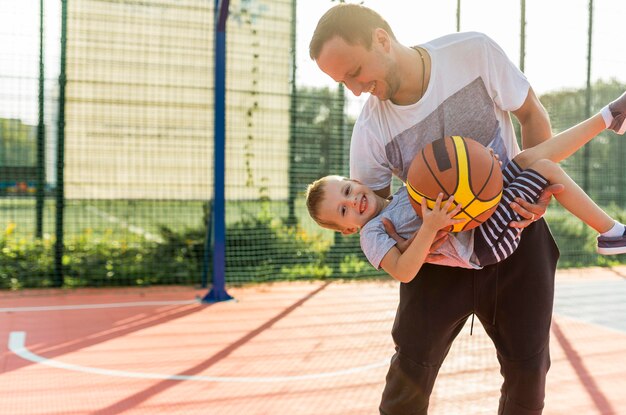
286, 0, 298, 226
36, 0, 46, 239
582, 0, 594, 193
53, 0, 67, 287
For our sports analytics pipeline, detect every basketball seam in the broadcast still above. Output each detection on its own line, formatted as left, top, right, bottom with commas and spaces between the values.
421, 146, 452, 198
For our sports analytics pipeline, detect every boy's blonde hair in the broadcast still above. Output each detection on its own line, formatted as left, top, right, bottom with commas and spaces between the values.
305, 175, 346, 232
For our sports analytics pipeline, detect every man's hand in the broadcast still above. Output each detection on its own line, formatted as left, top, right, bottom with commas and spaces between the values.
382, 217, 449, 255
509, 183, 564, 228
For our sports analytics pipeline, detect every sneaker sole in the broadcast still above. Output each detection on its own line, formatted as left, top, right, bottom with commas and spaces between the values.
597, 246, 626, 255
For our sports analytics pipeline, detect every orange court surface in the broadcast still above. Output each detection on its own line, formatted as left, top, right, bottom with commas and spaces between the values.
1, 266, 625, 415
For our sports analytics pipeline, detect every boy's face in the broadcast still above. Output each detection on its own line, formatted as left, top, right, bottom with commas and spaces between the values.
317, 178, 385, 235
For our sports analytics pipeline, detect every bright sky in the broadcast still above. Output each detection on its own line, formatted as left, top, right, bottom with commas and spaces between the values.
298, 0, 626, 113
1, 0, 624, 123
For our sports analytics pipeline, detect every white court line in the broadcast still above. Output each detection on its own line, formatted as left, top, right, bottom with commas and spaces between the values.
8, 331, 389, 383
0, 300, 199, 313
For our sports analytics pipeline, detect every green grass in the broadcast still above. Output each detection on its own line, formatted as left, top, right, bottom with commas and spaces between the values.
1, 197, 331, 242
2, 198, 206, 239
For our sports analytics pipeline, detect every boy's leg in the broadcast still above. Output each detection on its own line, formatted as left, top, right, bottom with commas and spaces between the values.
513, 114, 605, 168
515, 90, 626, 168
476, 220, 559, 415
523, 159, 614, 234
379, 263, 474, 415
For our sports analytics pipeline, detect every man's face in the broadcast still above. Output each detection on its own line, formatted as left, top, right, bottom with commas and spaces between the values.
315, 33, 400, 101
317, 178, 384, 234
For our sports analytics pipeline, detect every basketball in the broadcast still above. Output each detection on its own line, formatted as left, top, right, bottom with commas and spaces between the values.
406, 135, 503, 232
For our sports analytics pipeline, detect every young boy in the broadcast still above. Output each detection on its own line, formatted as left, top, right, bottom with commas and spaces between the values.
306, 92, 626, 283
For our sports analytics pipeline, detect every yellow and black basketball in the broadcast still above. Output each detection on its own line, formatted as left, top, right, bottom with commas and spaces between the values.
406, 135, 503, 232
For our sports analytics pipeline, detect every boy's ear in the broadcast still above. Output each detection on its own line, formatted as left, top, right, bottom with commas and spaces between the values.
341, 227, 358, 235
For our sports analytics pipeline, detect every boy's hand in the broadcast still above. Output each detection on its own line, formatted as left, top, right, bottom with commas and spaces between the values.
382, 220, 449, 255
489, 148, 503, 167
509, 183, 564, 228
421, 194, 464, 232
382, 195, 461, 255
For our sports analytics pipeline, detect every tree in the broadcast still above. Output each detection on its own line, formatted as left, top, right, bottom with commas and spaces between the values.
0, 118, 36, 167
290, 85, 354, 199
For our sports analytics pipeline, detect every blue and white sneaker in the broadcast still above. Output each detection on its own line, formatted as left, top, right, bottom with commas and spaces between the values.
597, 229, 626, 255
608, 91, 626, 134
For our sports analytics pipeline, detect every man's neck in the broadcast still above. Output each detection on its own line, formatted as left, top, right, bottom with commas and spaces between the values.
391, 45, 429, 106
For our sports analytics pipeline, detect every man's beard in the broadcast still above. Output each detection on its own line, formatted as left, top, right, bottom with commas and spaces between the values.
383, 61, 401, 102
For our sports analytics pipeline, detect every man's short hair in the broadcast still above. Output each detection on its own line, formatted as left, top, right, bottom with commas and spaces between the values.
309, 4, 396, 60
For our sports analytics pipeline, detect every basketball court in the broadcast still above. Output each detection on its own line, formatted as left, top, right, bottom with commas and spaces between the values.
1, 266, 625, 415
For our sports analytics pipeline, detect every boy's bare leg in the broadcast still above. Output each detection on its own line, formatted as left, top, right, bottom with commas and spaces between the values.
515, 90, 626, 167
509, 92, 626, 228
514, 114, 606, 168
523, 159, 614, 233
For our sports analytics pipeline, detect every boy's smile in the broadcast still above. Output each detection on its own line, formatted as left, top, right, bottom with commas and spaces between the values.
317, 178, 389, 234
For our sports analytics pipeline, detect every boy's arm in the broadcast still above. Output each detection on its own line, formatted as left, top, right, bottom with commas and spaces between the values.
379, 225, 440, 283
382, 218, 449, 255
379, 195, 462, 283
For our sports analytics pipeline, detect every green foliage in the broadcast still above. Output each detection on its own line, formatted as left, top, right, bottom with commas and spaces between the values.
324, 233, 385, 278
0, 222, 197, 289
545, 203, 626, 268
223, 209, 331, 283
62, 230, 168, 287
0, 223, 53, 289
0, 205, 334, 288
292, 86, 355, 186
541, 80, 626, 207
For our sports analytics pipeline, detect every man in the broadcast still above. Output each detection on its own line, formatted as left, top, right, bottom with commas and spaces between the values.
309, 4, 563, 415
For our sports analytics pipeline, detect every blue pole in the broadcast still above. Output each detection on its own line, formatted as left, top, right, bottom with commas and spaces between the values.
203, 0, 233, 303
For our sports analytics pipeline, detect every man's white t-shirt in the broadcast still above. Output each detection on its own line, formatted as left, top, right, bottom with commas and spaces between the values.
360, 187, 479, 270
350, 32, 530, 264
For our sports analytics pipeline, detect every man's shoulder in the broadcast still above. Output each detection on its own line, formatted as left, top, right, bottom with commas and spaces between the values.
351, 98, 386, 143
355, 95, 383, 121
422, 31, 493, 52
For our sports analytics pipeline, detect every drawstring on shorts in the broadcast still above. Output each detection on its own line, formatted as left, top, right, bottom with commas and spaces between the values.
469, 270, 499, 336
492, 273, 499, 326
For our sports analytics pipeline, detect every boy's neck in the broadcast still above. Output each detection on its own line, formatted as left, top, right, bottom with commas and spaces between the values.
368, 192, 392, 222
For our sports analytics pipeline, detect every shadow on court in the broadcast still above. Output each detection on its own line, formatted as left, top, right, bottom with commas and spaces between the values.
0, 268, 625, 415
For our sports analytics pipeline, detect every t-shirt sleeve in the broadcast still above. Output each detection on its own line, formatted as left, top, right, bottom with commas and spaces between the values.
359, 222, 397, 270
480, 34, 530, 112
349, 105, 393, 191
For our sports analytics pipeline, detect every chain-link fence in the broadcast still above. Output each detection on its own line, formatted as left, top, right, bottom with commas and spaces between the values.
1, 0, 625, 290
